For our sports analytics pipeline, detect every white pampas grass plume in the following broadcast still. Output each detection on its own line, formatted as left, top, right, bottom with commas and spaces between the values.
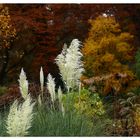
47, 73, 56, 104
58, 86, 65, 116
55, 39, 84, 91
58, 86, 63, 102
40, 67, 44, 98
6, 95, 35, 136
18, 68, 29, 100
37, 94, 42, 106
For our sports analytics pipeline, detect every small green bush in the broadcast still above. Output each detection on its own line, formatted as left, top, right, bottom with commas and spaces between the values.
63, 89, 105, 119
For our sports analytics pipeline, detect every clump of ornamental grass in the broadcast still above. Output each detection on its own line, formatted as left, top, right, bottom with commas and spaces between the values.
30, 39, 95, 136
6, 69, 35, 136
55, 39, 84, 92
30, 102, 94, 136
5, 39, 105, 136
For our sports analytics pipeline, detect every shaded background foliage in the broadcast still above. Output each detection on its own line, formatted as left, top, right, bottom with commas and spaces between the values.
0, 4, 140, 86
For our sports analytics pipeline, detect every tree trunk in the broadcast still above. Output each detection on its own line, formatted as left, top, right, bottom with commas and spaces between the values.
0, 48, 9, 85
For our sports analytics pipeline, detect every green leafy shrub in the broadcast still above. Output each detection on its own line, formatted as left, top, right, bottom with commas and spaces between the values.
74, 89, 105, 118
130, 87, 140, 96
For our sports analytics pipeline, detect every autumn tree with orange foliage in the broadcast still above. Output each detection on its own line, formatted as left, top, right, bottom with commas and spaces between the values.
82, 15, 136, 95
0, 5, 16, 84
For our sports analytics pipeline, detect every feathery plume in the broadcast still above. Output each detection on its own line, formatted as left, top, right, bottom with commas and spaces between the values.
58, 86, 63, 102
40, 66, 44, 98
58, 86, 65, 116
55, 39, 84, 91
47, 73, 56, 104
18, 68, 29, 100
6, 95, 35, 136
37, 94, 42, 106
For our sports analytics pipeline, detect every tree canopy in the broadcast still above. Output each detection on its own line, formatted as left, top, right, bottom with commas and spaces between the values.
0, 4, 140, 86
82, 16, 136, 95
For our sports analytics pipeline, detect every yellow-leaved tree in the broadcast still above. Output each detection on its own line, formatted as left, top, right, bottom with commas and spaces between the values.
0, 5, 16, 84
82, 15, 136, 95
0, 5, 16, 48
